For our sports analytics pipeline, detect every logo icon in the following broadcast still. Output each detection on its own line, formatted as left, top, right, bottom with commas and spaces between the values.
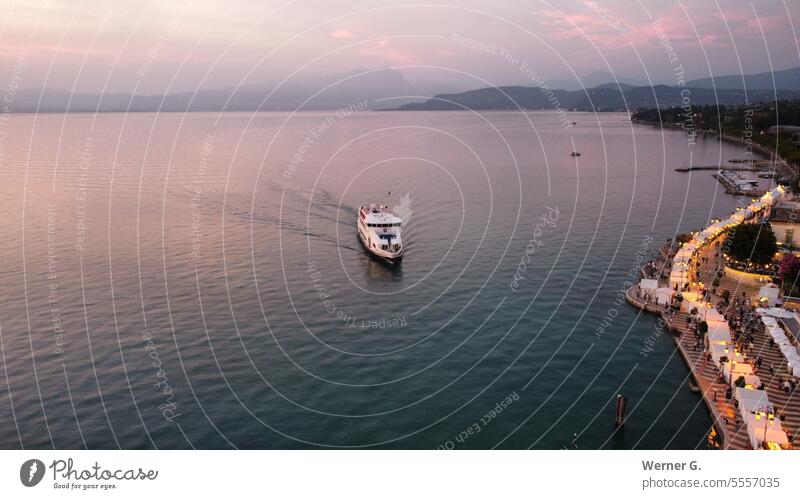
20, 459, 45, 487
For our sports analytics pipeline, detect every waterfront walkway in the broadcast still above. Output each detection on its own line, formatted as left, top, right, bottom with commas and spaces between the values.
627, 240, 800, 449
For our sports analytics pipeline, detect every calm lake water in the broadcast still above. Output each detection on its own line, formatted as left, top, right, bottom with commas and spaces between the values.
0, 111, 753, 449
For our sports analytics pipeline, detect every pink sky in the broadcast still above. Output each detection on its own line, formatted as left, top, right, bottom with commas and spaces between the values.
0, 0, 797, 93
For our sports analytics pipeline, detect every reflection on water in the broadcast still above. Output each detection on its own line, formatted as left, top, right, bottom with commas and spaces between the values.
0, 111, 750, 449
360, 255, 404, 282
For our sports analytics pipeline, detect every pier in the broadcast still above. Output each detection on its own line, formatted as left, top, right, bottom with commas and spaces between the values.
674, 166, 770, 196
674, 166, 757, 173
712, 171, 766, 196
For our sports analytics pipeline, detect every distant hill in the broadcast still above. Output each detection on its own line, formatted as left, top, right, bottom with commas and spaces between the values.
8, 68, 432, 113
545, 71, 653, 91
393, 84, 800, 112
686, 67, 800, 91
9, 67, 800, 113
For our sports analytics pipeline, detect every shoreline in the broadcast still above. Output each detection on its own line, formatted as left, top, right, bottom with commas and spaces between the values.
626, 187, 800, 450
625, 284, 732, 448
632, 119, 797, 181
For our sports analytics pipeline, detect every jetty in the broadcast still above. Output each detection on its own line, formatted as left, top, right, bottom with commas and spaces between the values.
674, 166, 770, 196
713, 170, 766, 196
674, 166, 757, 173
627, 186, 800, 450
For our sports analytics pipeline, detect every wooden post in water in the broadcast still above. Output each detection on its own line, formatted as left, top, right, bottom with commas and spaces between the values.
615, 394, 628, 427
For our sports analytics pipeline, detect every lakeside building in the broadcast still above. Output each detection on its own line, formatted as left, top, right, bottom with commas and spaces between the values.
769, 201, 800, 249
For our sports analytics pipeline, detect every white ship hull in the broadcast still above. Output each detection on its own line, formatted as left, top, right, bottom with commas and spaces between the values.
357, 204, 405, 264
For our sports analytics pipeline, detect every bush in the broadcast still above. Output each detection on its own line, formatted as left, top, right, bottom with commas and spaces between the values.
779, 254, 800, 296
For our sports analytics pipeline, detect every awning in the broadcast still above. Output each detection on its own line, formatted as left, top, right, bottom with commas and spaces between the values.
722, 361, 754, 383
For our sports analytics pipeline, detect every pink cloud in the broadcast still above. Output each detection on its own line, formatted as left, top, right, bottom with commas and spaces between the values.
357, 40, 414, 64
531, 3, 792, 53
329, 29, 356, 39
532, 8, 640, 49
745, 15, 789, 34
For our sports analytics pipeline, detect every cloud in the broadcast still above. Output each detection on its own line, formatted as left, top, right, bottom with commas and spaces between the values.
357, 39, 414, 64
531, 3, 785, 51
329, 29, 356, 39
532, 8, 637, 49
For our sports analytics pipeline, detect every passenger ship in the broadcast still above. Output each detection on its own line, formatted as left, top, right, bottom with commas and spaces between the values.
357, 204, 404, 263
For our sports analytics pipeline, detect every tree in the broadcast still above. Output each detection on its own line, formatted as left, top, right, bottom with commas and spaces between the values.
723, 222, 777, 265
779, 253, 800, 296
791, 176, 800, 195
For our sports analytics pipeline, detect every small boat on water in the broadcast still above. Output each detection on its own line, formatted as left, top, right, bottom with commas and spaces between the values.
357, 203, 405, 264
570, 151, 581, 157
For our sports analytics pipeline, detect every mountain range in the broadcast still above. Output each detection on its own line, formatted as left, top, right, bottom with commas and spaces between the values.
392, 85, 799, 112
394, 67, 800, 111
7, 67, 800, 113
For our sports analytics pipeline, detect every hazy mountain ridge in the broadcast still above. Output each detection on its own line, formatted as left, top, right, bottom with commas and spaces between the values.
394, 67, 800, 111
7, 67, 800, 113
685, 66, 800, 90
7, 68, 435, 113
394, 85, 800, 111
